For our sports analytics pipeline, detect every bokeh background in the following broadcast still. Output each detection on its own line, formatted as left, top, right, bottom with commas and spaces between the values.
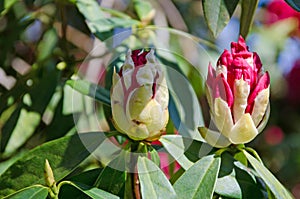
1, 0, 300, 198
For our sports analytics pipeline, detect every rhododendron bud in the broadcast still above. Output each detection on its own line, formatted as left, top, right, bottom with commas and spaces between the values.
199, 36, 270, 147
111, 49, 169, 141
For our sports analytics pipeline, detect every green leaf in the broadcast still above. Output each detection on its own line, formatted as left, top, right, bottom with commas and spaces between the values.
0, 132, 105, 197
159, 135, 193, 170
173, 155, 221, 199
285, 0, 300, 11
133, 0, 154, 21
93, 151, 127, 196
216, 171, 264, 199
244, 150, 293, 199
137, 157, 177, 199
60, 181, 119, 199
3, 185, 48, 199
240, 0, 259, 38
202, 0, 239, 37
4, 109, 40, 155
76, 0, 139, 40
165, 66, 203, 140
37, 28, 58, 62
66, 79, 111, 106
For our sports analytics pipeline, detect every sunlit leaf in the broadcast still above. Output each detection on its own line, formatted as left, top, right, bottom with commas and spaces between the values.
244, 150, 293, 199
66, 79, 111, 106
0, 132, 106, 197
3, 185, 48, 199
173, 155, 220, 199
159, 135, 193, 170
138, 157, 177, 199
76, 0, 139, 40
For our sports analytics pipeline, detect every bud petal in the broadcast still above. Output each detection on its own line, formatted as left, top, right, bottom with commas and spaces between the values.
251, 87, 270, 127
198, 127, 231, 148
214, 74, 233, 107
246, 72, 270, 115
214, 98, 234, 137
229, 113, 258, 144
233, 78, 250, 123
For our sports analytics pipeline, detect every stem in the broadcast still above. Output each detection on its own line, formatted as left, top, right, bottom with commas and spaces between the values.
130, 142, 145, 199
133, 170, 141, 199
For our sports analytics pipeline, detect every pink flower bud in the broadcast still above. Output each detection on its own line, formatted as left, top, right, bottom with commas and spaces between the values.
200, 36, 270, 147
111, 49, 169, 141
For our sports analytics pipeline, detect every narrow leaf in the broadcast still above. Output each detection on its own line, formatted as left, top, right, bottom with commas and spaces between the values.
3, 185, 48, 199
285, 0, 300, 11
62, 181, 119, 199
66, 79, 111, 106
244, 150, 293, 199
202, 0, 239, 37
173, 155, 221, 199
138, 157, 177, 199
0, 132, 105, 197
159, 135, 193, 170
240, 0, 259, 38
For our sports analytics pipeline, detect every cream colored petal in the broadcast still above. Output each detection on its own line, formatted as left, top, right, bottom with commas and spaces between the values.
214, 98, 234, 137
136, 65, 154, 86
257, 103, 270, 133
198, 127, 231, 148
251, 87, 270, 126
112, 67, 120, 87
233, 78, 250, 123
154, 77, 169, 109
111, 76, 124, 105
128, 124, 149, 140
111, 102, 131, 134
229, 113, 258, 144
128, 86, 152, 120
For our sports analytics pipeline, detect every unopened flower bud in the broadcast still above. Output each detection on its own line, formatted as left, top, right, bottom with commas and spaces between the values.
111, 49, 169, 141
199, 36, 270, 147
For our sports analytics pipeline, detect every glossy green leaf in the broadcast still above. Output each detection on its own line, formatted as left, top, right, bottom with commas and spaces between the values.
240, 0, 259, 38
216, 160, 264, 199
173, 155, 221, 199
137, 157, 177, 199
93, 151, 127, 196
66, 79, 111, 106
3, 185, 48, 199
0, 132, 105, 197
285, 0, 300, 11
202, 0, 239, 37
61, 181, 119, 199
244, 151, 293, 199
159, 135, 193, 170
